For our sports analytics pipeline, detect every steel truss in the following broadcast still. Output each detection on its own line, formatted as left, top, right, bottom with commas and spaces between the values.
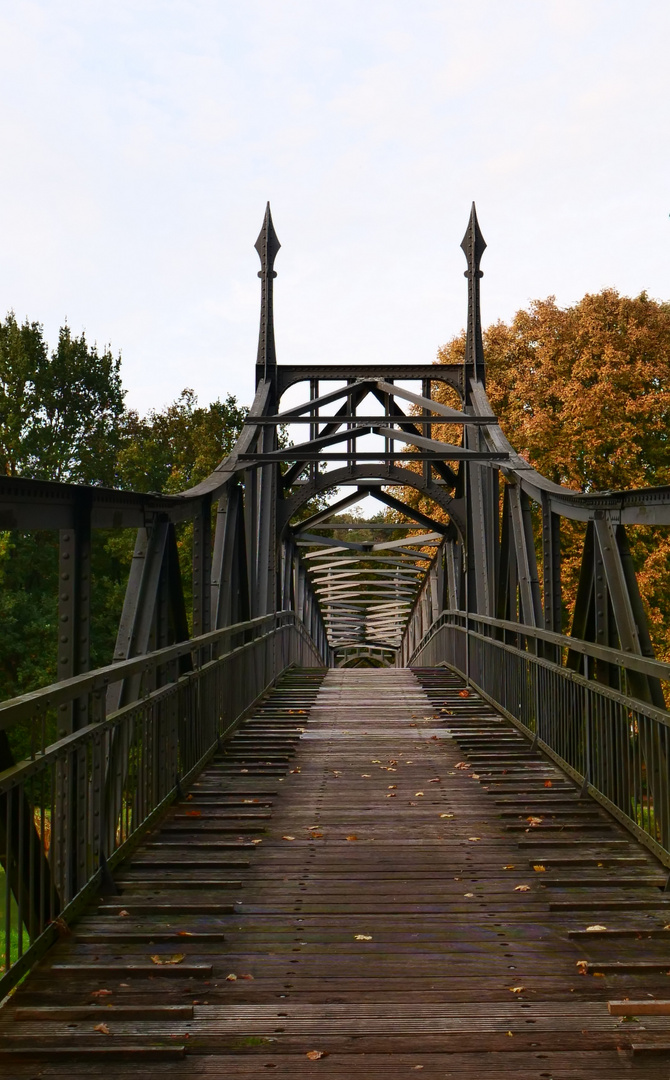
2, 201, 670, 995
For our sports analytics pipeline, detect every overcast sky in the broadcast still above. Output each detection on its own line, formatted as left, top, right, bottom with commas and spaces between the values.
0, 1, 668, 414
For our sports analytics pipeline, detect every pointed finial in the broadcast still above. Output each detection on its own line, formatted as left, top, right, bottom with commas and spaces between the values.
460, 202, 486, 394
255, 203, 281, 376
461, 202, 486, 279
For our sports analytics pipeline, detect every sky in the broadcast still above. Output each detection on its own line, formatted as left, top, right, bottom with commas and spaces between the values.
0, 0, 668, 415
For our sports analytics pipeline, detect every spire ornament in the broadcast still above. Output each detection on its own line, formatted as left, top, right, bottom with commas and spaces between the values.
255, 202, 281, 378
461, 202, 487, 397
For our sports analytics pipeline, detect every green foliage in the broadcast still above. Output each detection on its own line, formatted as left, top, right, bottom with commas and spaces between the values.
0, 313, 248, 705
0, 313, 125, 484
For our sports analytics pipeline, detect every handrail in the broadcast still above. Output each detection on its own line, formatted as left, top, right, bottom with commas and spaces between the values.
409, 608, 670, 869
0, 613, 279, 731
0, 609, 325, 1001
412, 609, 670, 684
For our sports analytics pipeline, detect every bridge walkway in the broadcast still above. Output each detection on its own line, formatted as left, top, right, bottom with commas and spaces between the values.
3, 668, 670, 1077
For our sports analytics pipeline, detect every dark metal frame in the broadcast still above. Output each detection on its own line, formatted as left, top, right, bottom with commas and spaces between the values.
2, 199, 670, 995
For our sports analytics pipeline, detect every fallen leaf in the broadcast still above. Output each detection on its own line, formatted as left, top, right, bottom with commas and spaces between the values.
576, 960, 588, 975
177, 931, 194, 937
533, 865, 546, 872
354, 934, 372, 941
509, 986, 525, 993
386, 793, 396, 798
371, 760, 381, 764
251, 839, 263, 844
94, 1023, 110, 1035
439, 813, 454, 819
290, 767, 301, 774
388, 785, 397, 790
526, 816, 543, 826
593, 972, 605, 977
226, 973, 238, 981
468, 837, 481, 842
310, 832, 323, 838
458, 689, 470, 698
346, 835, 358, 841
544, 780, 553, 788
150, 953, 185, 965
503, 864, 516, 870
470, 773, 480, 779
464, 892, 474, 898
282, 836, 295, 841
454, 762, 470, 770
506, 1030, 514, 1037
240, 974, 254, 980
90, 988, 113, 997
118, 910, 130, 917
586, 925, 607, 932
414, 792, 424, 797
361, 774, 371, 778
185, 810, 201, 817
428, 777, 441, 783
514, 885, 531, 892
306, 1050, 328, 1060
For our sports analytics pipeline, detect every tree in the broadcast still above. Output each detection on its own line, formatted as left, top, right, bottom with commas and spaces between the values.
0, 313, 125, 484
0, 312, 248, 700
429, 289, 670, 658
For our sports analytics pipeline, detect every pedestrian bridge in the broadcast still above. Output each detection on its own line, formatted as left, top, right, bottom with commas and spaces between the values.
2, 207, 670, 1076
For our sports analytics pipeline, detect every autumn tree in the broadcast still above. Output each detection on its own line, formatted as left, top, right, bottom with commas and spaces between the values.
426, 289, 670, 658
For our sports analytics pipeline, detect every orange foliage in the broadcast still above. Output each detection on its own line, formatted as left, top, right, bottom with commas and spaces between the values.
425, 289, 670, 659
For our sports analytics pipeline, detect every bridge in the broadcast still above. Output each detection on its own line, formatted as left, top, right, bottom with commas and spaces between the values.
1, 205, 670, 1076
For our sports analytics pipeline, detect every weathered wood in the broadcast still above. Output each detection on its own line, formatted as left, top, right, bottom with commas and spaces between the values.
2, 667, 669, 1075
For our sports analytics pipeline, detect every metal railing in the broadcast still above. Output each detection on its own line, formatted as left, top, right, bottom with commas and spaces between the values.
0, 611, 325, 998
409, 610, 670, 869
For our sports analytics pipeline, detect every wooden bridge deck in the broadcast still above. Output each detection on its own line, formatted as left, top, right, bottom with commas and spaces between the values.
3, 667, 670, 1077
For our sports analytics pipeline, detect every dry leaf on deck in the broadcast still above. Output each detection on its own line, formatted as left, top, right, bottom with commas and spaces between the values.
414, 792, 424, 797
118, 910, 130, 917
91, 988, 113, 997
526, 816, 543, 826
468, 837, 481, 842
306, 1050, 328, 1060
178, 931, 194, 937
185, 810, 201, 817
150, 954, 185, 965
544, 780, 553, 788
282, 836, 295, 841
310, 832, 324, 838
226, 973, 238, 981
533, 865, 546, 872
388, 785, 397, 790
458, 689, 470, 698
503, 864, 515, 870
454, 762, 470, 770
354, 934, 372, 940
514, 885, 531, 892
240, 974, 254, 980
509, 986, 525, 993
93, 1023, 110, 1034
439, 813, 454, 819
428, 778, 441, 783
576, 960, 588, 974
586, 925, 607, 932
346, 835, 358, 841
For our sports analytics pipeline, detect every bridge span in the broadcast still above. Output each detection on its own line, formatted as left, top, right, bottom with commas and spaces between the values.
2, 205, 670, 1073
4, 667, 670, 1075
